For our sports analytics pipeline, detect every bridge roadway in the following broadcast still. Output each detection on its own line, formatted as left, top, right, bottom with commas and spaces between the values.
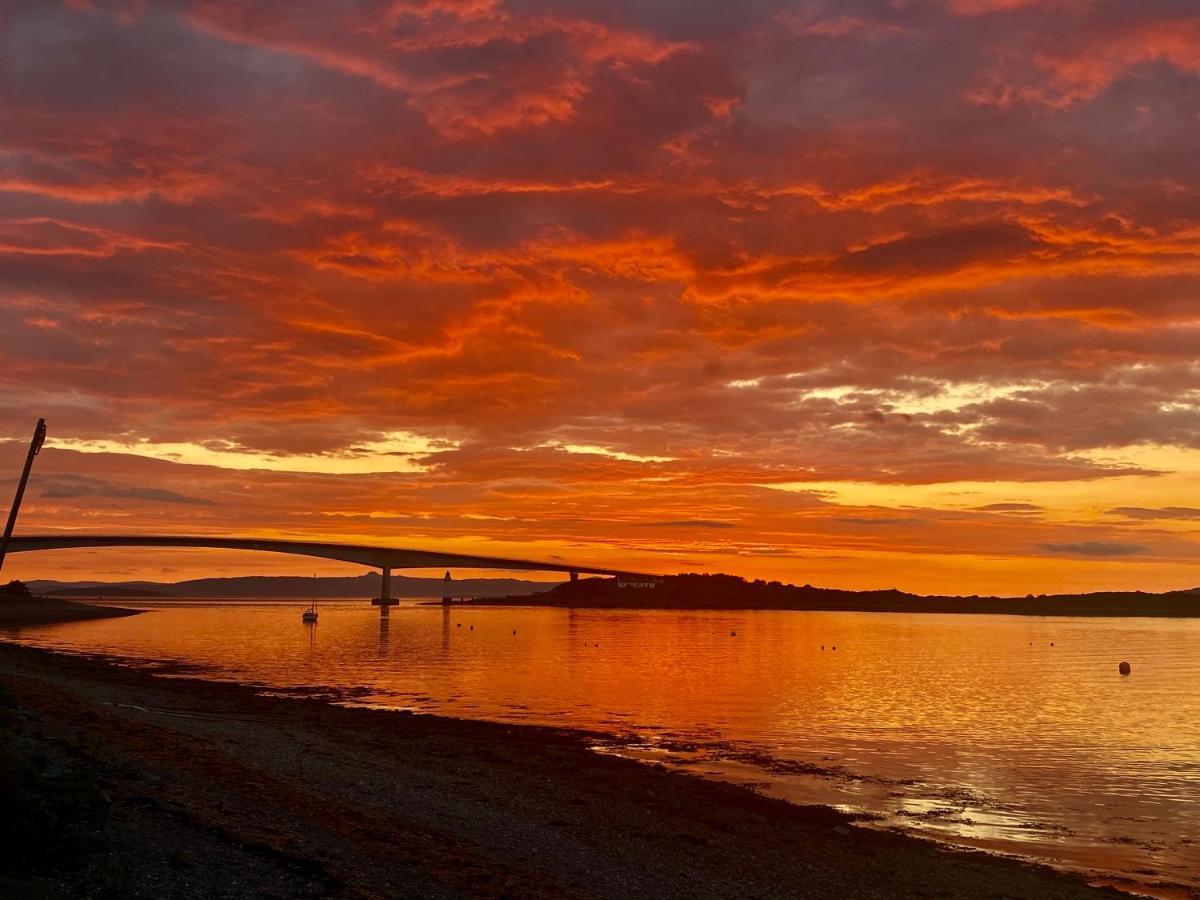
5, 534, 641, 608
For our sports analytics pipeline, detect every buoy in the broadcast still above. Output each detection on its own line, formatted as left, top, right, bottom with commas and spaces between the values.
731, 630, 737, 636
1050, 642, 1055, 647
469, 625, 474, 631
512, 629, 517, 635
832, 645, 837, 651
457, 623, 461, 628
1119, 661, 1131, 675
821, 645, 824, 650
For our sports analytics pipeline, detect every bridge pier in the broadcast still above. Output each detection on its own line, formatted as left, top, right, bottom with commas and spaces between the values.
570, 570, 578, 582
371, 565, 399, 615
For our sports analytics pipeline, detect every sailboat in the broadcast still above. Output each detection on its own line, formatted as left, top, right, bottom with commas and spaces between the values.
302, 573, 318, 623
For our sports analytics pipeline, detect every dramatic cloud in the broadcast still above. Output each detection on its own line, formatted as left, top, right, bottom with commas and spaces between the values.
1, 0, 1199, 593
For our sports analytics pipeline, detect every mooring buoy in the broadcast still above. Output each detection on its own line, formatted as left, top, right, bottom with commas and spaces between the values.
1119, 661, 1131, 675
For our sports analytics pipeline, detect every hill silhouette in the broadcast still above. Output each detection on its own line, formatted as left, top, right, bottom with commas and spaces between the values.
31, 572, 559, 600
473, 573, 1200, 617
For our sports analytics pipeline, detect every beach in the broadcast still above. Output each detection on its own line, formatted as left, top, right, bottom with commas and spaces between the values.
0, 605, 1128, 899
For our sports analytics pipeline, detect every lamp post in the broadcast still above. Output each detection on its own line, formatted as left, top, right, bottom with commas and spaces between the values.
0, 418, 47, 577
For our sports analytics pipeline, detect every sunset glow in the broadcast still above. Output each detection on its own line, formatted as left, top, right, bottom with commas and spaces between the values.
3, 0, 1199, 592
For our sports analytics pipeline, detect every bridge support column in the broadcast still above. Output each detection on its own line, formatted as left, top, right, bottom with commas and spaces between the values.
570, 571, 578, 582
371, 565, 399, 615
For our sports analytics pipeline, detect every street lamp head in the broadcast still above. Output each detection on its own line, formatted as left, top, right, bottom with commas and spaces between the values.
32, 418, 46, 456
0, 417, 48, 574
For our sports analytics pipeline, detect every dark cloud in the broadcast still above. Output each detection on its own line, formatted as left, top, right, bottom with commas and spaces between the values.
840, 222, 1042, 276
834, 517, 927, 526
974, 502, 1042, 513
38, 473, 216, 506
638, 519, 737, 528
1108, 507, 1200, 521
1038, 541, 1148, 557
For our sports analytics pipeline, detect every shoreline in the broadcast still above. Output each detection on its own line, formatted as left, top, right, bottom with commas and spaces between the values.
0, 638, 1137, 899
0, 596, 141, 627
19, 584, 1200, 618
456, 594, 1200, 617
459, 573, 1200, 617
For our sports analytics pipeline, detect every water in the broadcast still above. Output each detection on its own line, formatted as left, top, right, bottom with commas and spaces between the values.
4, 600, 1198, 894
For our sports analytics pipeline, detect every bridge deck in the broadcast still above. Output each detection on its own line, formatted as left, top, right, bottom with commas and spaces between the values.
4, 534, 641, 580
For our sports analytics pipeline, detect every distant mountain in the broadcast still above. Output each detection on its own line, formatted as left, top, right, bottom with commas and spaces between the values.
29, 572, 562, 600
47, 586, 172, 598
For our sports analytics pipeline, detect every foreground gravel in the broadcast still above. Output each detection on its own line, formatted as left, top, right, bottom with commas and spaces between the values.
0, 639, 1127, 899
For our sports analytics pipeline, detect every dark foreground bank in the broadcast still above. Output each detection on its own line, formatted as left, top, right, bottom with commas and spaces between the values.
0, 643, 1132, 900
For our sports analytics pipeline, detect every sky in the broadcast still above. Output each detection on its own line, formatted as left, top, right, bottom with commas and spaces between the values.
1, 0, 1199, 594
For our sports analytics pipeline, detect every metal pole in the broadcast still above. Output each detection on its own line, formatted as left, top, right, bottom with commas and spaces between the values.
0, 418, 47, 577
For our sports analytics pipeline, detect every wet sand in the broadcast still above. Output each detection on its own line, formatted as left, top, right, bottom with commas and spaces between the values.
0, 612, 1130, 898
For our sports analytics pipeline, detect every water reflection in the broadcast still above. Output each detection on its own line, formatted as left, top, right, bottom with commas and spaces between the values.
6, 601, 1199, 895
378, 614, 389, 656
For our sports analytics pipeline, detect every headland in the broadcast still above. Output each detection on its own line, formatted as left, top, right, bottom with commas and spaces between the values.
0, 583, 139, 627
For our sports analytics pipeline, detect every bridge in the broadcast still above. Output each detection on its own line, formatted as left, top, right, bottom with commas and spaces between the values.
5, 534, 642, 611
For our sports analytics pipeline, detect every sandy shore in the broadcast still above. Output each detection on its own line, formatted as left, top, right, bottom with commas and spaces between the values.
0, 633, 1130, 898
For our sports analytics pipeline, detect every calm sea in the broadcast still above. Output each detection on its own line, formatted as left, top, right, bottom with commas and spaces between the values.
4, 600, 1198, 895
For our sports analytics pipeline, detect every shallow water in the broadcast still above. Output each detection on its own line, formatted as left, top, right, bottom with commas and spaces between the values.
4, 600, 1198, 894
